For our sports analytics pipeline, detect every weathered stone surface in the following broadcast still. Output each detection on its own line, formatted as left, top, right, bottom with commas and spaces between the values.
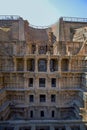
0, 16, 87, 129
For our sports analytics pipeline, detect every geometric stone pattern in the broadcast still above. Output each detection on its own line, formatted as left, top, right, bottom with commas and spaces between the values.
0, 16, 87, 129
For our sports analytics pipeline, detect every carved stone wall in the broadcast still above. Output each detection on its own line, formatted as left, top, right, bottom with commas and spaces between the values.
0, 16, 87, 129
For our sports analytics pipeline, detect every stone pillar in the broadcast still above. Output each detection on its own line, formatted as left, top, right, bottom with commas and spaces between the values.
24, 107, 28, 119
65, 125, 71, 130
58, 77, 61, 90
16, 74, 18, 89
47, 57, 50, 73
69, 59, 71, 71
47, 91, 50, 105
56, 75, 59, 89
19, 18, 25, 41
56, 92, 59, 108
47, 76, 50, 89
35, 90, 38, 105
50, 125, 55, 130
25, 91, 28, 104
31, 125, 36, 130
24, 76, 28, 88
29, 44, 32, 54
56, 59, 58, 71
36, 44, 39, 54
24, 58, 27, 71
13, 57, 17, 71
13, 44, 17, 55
58, 59, 61, 72
35, 57, 38, 72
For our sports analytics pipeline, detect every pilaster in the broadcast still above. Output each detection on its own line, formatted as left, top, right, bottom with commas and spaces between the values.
47, 57, 50, 73
35, 57, 38, 72
36, 44, 39, 54
24, 58, 27, 71
58, 58, 61, 72
69, 58, 71, 71
13, 57, 17, 71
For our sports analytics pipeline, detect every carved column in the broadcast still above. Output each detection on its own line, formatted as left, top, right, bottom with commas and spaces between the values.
35, 90, 38, 105
34, 75, 38, 89
16, 74, 18, 89
29, 44, 32, 54
58, 58, 61, 72
35, 57, 38, 72
69, 58, 71, 71
24, 58, 27, 71
47, 76, 50, 89
13, 57, 17, 71
36, 44, 39, 54
13, 44, 17, 55
47, 57, 50, 73
56, 74, 59, 89
24, 74, 28, 88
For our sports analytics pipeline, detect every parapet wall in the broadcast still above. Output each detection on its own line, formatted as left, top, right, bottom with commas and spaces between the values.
59, 17, 87, 41
0, 16, 25, 41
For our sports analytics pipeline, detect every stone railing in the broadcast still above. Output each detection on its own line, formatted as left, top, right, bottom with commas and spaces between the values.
0, 15, 20, 20
63, 17, 87, 22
